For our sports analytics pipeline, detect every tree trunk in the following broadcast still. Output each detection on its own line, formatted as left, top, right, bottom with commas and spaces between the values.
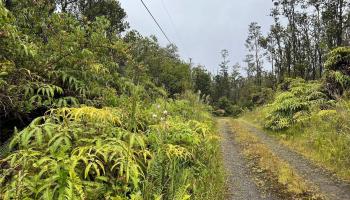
337, 0, 344, 46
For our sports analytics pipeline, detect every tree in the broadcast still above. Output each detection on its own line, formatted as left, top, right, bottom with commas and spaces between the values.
322, 0, 346, 47
230, 63, 242, 103
79, 0, 128, 34
192, 65, 212, 97
268, 0, 350, 81
124, 32, 191, 96
213, 50, 231, 101
55, 0, 128, 34
245, 22, 264, 86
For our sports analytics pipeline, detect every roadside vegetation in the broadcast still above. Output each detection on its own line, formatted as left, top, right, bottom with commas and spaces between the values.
1, 92, 224, 199
242, 47, 350, 181
0, 1, 224, 199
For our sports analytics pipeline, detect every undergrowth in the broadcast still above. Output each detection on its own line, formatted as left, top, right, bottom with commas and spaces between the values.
263, 78, 332, 131
0, 2, 225, 199
0, 92, 225, 200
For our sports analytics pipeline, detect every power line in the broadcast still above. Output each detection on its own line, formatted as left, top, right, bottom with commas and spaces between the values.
160, 0, 180, 42
140, 0, 173, 45
160, 0, 191, 62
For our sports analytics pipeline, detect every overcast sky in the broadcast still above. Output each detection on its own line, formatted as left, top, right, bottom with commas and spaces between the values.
119, 0, 274, 73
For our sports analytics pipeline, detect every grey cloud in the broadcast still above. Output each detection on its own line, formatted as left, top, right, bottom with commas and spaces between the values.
119, 0, 273, 73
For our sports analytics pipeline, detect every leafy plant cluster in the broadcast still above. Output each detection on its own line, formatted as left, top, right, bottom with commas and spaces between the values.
0, 1, 224, 199
0, 1, 191, 142
263, 47, 350, 131
0, 96, 222, 199
249, 47, 350, 179
264, 78, 331, 130
324, 47, 350, 98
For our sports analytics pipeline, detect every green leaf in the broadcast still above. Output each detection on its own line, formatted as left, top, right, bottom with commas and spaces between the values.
84, 163, 93, 179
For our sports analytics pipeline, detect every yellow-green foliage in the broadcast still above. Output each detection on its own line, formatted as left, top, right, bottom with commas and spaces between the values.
264, 78, 330, 130
0, 3, 223, 199
0, 94, 224, 200
0, 1, 189, 135
1, 107, 148, 199
324, 47, 350, 71
324, 47, 350, 98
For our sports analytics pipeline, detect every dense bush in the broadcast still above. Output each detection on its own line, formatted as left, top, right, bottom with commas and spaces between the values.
264, 47, 350, 131
324, 47, 350, 98
215, 97, 242, 117
0, 94, 223, 199
0, 2, 224, 199
264, 78, 331, 130
0, 2, 192, 142
250, 88, 274, 106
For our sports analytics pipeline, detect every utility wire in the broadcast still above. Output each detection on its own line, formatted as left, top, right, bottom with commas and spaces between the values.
140, 0, 173, 45
160, 0, 191, 62
160, 0, 181, 42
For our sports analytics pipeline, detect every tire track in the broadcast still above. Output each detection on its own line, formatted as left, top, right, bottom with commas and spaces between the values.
238, 120, 350, 200
218, 119, 275, 200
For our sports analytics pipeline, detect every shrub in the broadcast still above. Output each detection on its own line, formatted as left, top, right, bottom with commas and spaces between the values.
0, 3, 224, 199
250, 87, 274, 106
324, 47, 350, 98
264, 79, 329, 130
0, 96, 223, 200
215, 97, 242, 117
1, 107, 147, 199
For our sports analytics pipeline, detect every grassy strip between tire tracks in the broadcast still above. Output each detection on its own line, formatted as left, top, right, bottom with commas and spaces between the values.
230, 120, 325, 200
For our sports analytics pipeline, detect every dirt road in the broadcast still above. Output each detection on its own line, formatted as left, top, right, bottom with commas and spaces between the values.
218, 118, 350, 200
218, 119, 276, 200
